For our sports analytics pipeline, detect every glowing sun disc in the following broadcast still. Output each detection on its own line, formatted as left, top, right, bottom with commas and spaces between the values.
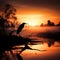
26, 20, 38, 26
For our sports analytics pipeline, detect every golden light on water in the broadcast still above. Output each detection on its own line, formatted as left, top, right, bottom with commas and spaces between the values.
21, 42, 60, 60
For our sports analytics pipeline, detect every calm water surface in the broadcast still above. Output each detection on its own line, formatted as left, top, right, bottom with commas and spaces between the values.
20, 26, 60, 60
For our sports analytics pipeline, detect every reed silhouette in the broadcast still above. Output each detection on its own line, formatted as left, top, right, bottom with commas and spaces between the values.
20, 45, 47, 54
16, 54, 23, 60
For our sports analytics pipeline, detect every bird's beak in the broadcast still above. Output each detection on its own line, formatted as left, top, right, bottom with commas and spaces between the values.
24, 23, 27, 24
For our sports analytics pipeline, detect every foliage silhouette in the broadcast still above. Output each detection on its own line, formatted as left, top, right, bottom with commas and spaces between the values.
56, 22, 60, 26
16, 54, 23, 60
0, 4, 17, 28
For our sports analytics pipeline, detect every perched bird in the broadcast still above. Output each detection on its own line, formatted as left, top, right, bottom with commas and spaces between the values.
16, 23, 26, 34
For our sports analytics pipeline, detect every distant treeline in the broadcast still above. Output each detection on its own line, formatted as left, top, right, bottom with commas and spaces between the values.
40, 20, 60, 26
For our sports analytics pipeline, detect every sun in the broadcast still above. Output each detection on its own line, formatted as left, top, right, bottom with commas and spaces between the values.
25, 15, 40, 26
26, 20, 38, 26
17, 14, 43, 27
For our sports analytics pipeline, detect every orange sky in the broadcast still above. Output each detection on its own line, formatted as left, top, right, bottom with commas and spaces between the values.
16, 7, 60, 26
0, 0, 60, 26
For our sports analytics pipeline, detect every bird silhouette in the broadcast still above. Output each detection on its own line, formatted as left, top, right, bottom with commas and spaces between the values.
16, 23, 26, 34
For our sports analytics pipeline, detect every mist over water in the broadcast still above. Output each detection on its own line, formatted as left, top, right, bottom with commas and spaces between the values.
20, 26, 60, 40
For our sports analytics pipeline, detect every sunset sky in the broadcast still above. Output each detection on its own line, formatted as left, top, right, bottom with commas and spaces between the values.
0, 1, 60, 60
0, 0, 60, 26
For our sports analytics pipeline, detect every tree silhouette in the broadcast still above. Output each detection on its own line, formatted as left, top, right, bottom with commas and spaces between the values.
4, 4, 17, 20
47, 20, 55, 26
40, 23, 44, 26
57, 22, 60, 26
0, 4, 17, 28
